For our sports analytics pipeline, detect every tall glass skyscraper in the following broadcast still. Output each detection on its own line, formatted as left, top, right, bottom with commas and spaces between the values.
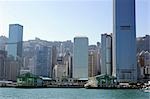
73, 37, 88, 79
7, 24, 23, 60
113, 0, 137, 82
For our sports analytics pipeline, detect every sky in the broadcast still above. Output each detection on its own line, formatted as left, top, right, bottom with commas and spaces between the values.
0, 0, 149, 44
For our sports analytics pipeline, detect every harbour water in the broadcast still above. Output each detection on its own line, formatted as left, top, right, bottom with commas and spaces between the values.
0, 88, 149, 99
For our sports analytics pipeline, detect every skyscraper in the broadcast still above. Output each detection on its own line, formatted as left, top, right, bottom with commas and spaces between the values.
101, 34, 112, 75
96, 42, 101, 75
113, 0, 137, 82
63, 51, 73, 78
52, 46, 57, 73
35, 46, 49, 77
7, 24, 23, 60
73, 37, 88, 79
47, 47, 52, 78
88, 50, 97, 77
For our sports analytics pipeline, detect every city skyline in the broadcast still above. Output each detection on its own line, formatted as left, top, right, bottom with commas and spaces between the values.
0, 0, 149, 45
0, 0, 150, 96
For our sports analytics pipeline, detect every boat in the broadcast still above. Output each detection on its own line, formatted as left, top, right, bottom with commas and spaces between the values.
141, 81, 150, 92
142, 86, 150, 92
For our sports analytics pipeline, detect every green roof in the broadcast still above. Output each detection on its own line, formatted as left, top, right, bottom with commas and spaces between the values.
18, 72, 39, 79
95, 74, 117, 80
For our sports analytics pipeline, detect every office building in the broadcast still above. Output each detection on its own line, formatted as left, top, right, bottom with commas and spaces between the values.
0, 36, 8, 51
88, 50, 97, 77
52, 46, 57, 75
48, 47, 52, 78
137, 51, 150, 81
113, 0, 137, 82
7, 24, 23, 60
96, 42, 101, 75
63, 51, 73, 78
137, 35, 150, 53
101, 34, 112, 75
73, 37, 88, 79
0, 50, 7, 80
53, 64, 67, 80
35, 46, 49, 77
28, 57, 36, 75
5, 56, 19, 81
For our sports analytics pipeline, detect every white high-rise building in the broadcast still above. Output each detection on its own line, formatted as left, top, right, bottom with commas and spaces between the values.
73, 37, 88, 79
101, 34, 112, 75
113, 0, 137, 82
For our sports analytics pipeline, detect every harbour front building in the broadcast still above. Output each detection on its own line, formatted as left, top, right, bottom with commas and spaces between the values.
112, 0, 137, 82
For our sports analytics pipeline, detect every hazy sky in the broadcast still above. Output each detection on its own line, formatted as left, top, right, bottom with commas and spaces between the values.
0, 0, 149, 44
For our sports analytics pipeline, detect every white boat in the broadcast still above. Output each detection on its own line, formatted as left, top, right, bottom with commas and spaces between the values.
142, 87, 150, 92
142, 81, 150, 92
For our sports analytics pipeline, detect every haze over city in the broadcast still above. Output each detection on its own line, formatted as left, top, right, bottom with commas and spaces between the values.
0, 0, 149, 44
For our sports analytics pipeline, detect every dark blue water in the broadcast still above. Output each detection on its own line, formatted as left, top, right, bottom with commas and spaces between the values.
0, 88, 149, 99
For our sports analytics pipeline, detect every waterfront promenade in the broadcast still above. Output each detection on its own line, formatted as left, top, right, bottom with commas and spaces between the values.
0, 82, 143, 89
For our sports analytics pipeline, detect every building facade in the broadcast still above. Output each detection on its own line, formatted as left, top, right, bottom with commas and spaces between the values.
137, 35, 150, 53
101, 34, 112, 76
5, 56, 20, 81
0, 36, 8, 51
63, 51, 73, 78
96, 42, 101, 75
7, 24, 23, 59
137, 51, 150, 82
113, 0, 137, 82
0, 50, 7, 80
88, 50, 97, 77
35, 46, 49, 77
52, 45, 57, 76
73, 37, 88, 79
53, 64, 67, 80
